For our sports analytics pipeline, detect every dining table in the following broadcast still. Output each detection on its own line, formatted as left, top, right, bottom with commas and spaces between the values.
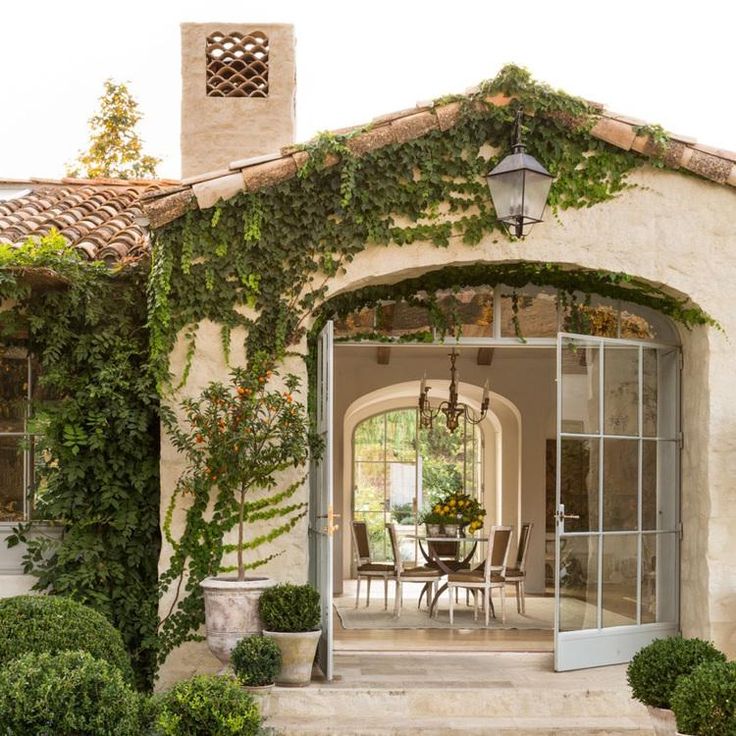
403, 533, 489, 617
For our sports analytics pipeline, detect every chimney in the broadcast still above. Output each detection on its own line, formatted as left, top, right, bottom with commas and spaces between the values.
180, 23, 296, 178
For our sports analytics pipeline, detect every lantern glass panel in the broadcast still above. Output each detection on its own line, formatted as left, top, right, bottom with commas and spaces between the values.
488, 169, 525, 223
523, 170, 554, 222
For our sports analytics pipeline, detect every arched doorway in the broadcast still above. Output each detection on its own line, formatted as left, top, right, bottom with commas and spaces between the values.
313, 276, 683, 672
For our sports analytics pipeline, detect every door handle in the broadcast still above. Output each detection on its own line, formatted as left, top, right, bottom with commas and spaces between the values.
317, 504, 340, 536
556, 507, 580, 524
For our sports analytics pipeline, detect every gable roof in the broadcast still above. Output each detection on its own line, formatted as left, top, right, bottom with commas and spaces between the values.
0, 177, 178, 264
141, 88, 736, 230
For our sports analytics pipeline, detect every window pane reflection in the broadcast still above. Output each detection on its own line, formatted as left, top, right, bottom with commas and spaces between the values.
559, 438, 599, 533
603, 439, 638, 531
559, 536, 599, 632
561, 341, 599, 434
602, 534, 638, 628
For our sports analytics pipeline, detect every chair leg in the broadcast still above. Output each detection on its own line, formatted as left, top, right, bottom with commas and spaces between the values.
520, 581, 525, 614
384, 576, 388, 610
484, 588, 490, 627
394, 580, 401, 617
500, 586, 506, 624
473, 589, 479, 621
515, 581, 521, 613
449, 585, 454, 624
366, 577, 371, 607
355, 577, 361, 608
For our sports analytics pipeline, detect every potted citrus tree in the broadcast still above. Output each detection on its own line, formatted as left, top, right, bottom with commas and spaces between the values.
626, 637, 726, 736
165, 358, 310, 666
260, 583, 321, 687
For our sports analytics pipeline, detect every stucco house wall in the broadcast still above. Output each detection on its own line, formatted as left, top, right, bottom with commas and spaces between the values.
157, 163, 736, 682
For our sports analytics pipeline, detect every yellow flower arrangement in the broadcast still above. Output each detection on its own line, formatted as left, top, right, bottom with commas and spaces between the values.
422, 490, 486, 530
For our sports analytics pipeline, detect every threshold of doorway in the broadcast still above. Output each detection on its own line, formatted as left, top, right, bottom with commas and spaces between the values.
334, 622, 553, 653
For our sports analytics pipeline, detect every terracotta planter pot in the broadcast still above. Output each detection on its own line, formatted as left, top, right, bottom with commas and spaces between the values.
200, 576, 275, 666
243, 683, 274, 718
646, 706, 677, 736
263, 629, 321, 687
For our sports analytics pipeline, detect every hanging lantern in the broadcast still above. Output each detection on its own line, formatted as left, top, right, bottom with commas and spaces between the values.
486, 108, 554, 238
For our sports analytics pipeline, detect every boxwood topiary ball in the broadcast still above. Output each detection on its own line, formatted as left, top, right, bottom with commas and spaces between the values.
0, 595, 134, 685
0, 650, 141, 736
259, 583, 320, 633
151, 674, 260, 736
627, 636, 726, 709
671, 659, 736, 736
231, 635, 281, 686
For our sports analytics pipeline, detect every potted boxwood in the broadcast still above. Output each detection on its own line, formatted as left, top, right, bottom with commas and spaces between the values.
626, 637, 726, 736
260, 583, 321, 687
671, 659, 736, 736
166, 359, 310, 666
231, 634, 281, 717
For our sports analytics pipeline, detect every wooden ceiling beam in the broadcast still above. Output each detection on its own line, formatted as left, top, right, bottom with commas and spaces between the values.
477, 347, 494, 366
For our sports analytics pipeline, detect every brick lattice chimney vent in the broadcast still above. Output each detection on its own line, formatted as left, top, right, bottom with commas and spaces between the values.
181, 23, 296, 178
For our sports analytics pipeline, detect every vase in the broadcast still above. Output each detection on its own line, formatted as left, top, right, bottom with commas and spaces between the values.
425, 523, 441, 537
646, 706, 677, 736
263, 629, 321, 687
242, 683, 274, 718
442, 523, 459, 537
200, 576, 275, 666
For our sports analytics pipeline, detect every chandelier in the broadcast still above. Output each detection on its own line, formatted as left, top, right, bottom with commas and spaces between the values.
418, 350, 490, 433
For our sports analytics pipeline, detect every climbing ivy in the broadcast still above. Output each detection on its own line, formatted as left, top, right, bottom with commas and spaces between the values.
315, 262, 716, 338
148, 65, 664, 383
143, 66, 717, 659
1, 232, 160, 691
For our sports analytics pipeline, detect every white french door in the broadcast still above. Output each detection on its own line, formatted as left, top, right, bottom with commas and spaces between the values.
308, 321, 334, 680
554, 334, 680, 671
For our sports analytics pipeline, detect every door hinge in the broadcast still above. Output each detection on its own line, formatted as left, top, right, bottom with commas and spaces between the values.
678, 431, 684, 450
677, 521, 683, 541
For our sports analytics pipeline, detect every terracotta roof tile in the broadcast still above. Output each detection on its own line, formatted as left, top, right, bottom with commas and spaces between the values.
142, 77, 736, 230
0, 178, 177, 263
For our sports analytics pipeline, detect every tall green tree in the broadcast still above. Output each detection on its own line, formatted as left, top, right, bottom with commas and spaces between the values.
67, 79, 161, 179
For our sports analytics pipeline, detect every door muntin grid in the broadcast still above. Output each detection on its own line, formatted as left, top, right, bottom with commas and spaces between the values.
556, 335, 679, 634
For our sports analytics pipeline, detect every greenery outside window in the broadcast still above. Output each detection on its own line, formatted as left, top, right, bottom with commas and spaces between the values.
353, 408, 482, 562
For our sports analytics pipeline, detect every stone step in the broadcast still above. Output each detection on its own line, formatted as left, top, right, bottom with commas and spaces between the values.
269, 686, 647, 720
266, 714, 654, 735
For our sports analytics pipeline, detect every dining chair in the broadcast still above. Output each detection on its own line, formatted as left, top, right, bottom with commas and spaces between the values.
445, 525, 513, 626
503, 521, 533, 613
350, 520, 395, 609
385, 523, 443, 618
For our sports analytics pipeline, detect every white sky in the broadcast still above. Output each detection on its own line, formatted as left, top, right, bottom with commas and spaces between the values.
2, 0, 734, 180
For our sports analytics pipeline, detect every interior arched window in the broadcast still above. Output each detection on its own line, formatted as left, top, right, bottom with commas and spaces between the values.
353, 408, 482, 561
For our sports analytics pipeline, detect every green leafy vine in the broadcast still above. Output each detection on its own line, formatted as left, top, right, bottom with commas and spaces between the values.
1, 232, 160, 690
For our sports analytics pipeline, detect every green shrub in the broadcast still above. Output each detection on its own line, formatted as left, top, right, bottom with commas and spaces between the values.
151, 674, 260, 736
0, 650, 141, 736
231, 635, 281, 686
0, 595, 135, 685
626, 636, 726, 708
259, 583, 320, 633
671, 660, 736, 736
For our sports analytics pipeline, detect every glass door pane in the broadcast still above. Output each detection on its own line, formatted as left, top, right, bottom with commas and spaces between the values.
556, 334, 680, 671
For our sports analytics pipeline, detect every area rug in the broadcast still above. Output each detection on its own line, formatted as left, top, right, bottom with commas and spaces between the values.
334, 593, 555, 630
